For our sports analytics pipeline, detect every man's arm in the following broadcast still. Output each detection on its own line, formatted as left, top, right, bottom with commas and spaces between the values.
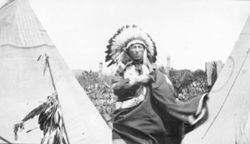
112, 74, 151, 96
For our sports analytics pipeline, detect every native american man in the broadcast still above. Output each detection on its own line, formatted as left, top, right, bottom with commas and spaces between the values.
105, 25, 207, 144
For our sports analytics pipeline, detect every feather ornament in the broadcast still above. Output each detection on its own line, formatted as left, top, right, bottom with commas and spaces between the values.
13, 93, 69, 144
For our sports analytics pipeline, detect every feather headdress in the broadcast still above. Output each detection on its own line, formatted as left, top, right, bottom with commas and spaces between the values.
105, 25, 157, 67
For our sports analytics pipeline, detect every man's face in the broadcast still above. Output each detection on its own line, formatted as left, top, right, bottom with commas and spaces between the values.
127, 43, 145, 61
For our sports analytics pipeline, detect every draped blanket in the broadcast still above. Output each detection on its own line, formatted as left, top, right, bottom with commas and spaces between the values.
112, 70, 207, 144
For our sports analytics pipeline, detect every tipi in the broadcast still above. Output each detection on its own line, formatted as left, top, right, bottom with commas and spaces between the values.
0, 0, 112, 143
182, 15, 250, 144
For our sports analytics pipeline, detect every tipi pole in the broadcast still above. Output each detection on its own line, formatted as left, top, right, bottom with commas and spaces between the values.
45, 55, 58, 95
44, 54, 71, 144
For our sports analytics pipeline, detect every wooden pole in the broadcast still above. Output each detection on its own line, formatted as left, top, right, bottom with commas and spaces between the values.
44, 54, 71, 144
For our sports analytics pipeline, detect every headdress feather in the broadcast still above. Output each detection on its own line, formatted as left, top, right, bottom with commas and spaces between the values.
105, 25, 157, 67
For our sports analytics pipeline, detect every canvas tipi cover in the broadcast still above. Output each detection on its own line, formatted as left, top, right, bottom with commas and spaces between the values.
182, 15, 250, 144
0, 0, 112, 143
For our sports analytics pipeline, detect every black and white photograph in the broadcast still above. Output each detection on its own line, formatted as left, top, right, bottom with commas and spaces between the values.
1, 0, 250, 143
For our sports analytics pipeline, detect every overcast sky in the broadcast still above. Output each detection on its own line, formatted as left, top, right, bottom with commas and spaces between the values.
29, 0, 250, 72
